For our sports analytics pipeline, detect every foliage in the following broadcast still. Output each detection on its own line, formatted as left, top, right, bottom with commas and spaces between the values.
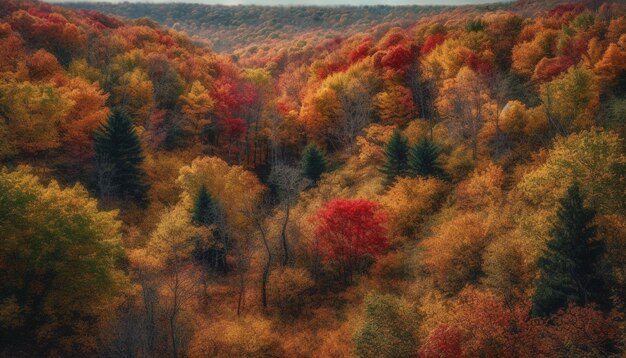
313, 199, 389, 282
532, 184, 607, 317
381, 129, 409, 184
94, 108, 150, 206
0, 167, 125, 355
353, 293, 419, 358
301, 143, 328, 183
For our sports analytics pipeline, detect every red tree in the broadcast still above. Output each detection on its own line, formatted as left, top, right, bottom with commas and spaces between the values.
421, 34, 446, 55
313, 199, 388, 282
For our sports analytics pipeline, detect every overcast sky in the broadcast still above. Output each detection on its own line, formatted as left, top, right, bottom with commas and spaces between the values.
51, 0, 508, 6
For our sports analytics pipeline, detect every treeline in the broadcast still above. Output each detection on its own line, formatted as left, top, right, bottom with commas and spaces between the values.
61, 2, 506, 52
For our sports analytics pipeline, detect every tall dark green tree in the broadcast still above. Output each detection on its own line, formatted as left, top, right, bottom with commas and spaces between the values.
408, 137, 445, 178
301, 143, 327, 183
531, 184, 607, 317
192, 185, 217, 226
95, 107, 149, 207
381, 129, 409, 184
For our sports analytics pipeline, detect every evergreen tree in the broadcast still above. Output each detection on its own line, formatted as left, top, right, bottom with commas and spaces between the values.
408, 137, 445, 178
531, 184, 606, 317
95, 107, 149, 206
301, 143, 327, 183
381, 129, 409, 184
192, 185, 216, 226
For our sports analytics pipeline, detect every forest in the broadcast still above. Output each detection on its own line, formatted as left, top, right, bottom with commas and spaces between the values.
0, 0, 625, 356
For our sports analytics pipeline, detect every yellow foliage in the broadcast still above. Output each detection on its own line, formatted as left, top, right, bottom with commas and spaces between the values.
381, 177, 448, 238
456, 163, 505, 210
188, 316, 281, 357
177, 156, 265, 236
423, 212, 491, 294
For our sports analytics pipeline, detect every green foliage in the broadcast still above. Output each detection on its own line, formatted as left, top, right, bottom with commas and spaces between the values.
465, 18, 485, 32
0, 167, 125, 355
531, 184, 607, 317
95, 108, 149, 207
408, 137, 445, 178
381, 129, 409, 184
301, 143, 327, 183
353, 293, 419, 358
192, 185, 217, 226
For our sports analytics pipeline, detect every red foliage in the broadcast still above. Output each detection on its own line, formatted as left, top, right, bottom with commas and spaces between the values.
421, 33, 446, 55
418, 325, 463, 358
313, 199, 388, 277
464, 52, 493, 75
533, 56, 573, 82
548, 3, 586, 18
316, 61, 349, 79
222, 117, 247, 141
379, 32, 405, 49
380, 44, 414, 72
349, 39, 371, 64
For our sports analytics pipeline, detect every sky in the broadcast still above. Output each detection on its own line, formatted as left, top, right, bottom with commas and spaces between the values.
50, 0, 508, 6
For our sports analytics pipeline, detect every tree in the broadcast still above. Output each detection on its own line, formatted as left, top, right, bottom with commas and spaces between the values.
180, 80, 214, 143
192, 185, 217, 226
313, 199, 388, 282
0, 80, 72, 158
540, 66, 599, 135
301, 143, 328, 183
354, 293, 419, 358
531, 184, 607, 317
436, 66, 492, 159
94, 107, 150, 206
0, 167, 125, 356
408, 137, 445, 178
269, 164, 310, 266
381, 129, 409, 184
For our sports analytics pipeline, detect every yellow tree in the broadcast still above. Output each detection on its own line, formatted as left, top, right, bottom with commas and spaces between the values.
436, 66, 494, 159
180, 80, 214, 142
0, 79, 72, 158
113, 68, 154, 125
540, 66, 599, 135
0, 167, 125, 355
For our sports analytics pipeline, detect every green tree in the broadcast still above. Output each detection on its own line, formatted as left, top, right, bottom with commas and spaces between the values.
381, 129, 409, 184
353, 293, 419, 358
301, 143, 327, 183
95, 107, 149, 206
192, 185, 217, 226
531, 184, 607, 317
408, 137, 445, 178
0, 168, 125, 356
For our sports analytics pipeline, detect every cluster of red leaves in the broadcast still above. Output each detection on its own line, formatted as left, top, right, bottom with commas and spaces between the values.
313, 199, 389, 264
420, 33, 446, 55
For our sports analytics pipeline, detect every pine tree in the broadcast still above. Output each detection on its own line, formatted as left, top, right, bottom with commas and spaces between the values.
192, 185, 216, 226
531, 184, 606, 317
94, 107, 149, 207
301, 143, 327, 183
381, 129, 409, 184
408, 137, 445, 178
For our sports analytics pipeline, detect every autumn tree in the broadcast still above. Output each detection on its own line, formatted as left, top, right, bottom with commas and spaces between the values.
313, 199, 388, 282
540, 66, 599, 135
408, 137, 445, 178
532, 184, 607, 317
354, 293, 419, 358
0, 168, 125, 356
436, 66, 492, 159
94, 107, 150, 206
381, 129, 409, 184
301, 143, 328, 184
180, 80, 214, 143
269, 163, 310, 266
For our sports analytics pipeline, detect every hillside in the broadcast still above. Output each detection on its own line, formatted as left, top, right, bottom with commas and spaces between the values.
1, 0, 626, 357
